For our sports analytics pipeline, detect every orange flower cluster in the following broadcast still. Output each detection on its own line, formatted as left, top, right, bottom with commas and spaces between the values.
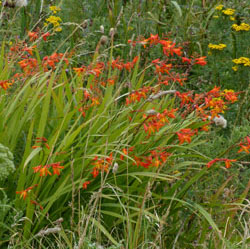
73, 62, 105, 77
91, 153, 113, 178
238, 136, 250, 154
153, 59, 188, 86
111, 56, 139, 71
128, 34, 207, 67
176, 91, 194, 107
176, 128, 197, 144
18, 58, 38, 74
176, 87, 238, 119
33, 162, 64, 176
18, 52, 69, 75
0, 80, 13, 90
126, 86, 152, 105
133, 148, 171, 168
28, 30, 50, 42
207, 158, 237, 169
203, 87, 238, 118
143, 108, 178, 136
43, 52, 69, 71
10, 42, 36, 56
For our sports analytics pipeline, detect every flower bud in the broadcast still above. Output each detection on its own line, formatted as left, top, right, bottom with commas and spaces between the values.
82, 20, 88, 29
100, 25, 104, 34
109, 28, 116, 37
112, 162, 119, 174
100, 35, 108, 45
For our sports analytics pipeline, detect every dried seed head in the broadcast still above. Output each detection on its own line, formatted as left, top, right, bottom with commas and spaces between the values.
100, 25, 104, 34
100, 35, 108, 45
112, 162, 119, 174
82, 20, 88, 29
145, 109, 158, 116
15, 0, 28, 7
109, 28, 116, 37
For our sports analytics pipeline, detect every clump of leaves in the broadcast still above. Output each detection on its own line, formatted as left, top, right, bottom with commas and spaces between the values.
0, 143, 15, 182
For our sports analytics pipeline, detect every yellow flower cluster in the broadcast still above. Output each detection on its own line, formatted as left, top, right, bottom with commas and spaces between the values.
44, 16, 62, 32
215, 5, 224, 11
232, 57, 250, 67
232, 66, 238, 71
208, 43, 227, 50
49, 6, 61, 14
232, 23, 250, 32
222, 8, 235, 16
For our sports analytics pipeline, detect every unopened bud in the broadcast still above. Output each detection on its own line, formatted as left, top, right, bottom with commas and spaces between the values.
112, 162, 119, 174
100, 25, 104, 34
100, 35, 108, 45
82, 20, 88, 29
109, 28, 115, 37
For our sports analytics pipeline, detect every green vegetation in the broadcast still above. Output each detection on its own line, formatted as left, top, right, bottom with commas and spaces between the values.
0, 1, 249, 248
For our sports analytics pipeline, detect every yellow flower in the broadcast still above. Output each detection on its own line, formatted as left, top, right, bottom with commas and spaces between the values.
222, 8, 235, 16
232, 23, 250, 32
208, 43, 227, 50
46, 16, 62, 27
213, 15, 219, 19
232, 66, 238, 71
54, 26, 62, 32
230, 16, 235, 21
49, 6, 61, 14
215, 5, 223, 10
232, 57, 250, 67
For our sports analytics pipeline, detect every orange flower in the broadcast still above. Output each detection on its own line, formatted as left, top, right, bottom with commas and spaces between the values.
22, 45, 36, 56
224, 159, 237, 169
176, 91, 194, 107
33, 165, 52, 177
182, 57, 192, 64
176, 128, 196, 144
91, 167, 99, 178
194, 56, 207, 66
238, 136, 250, 154
50, 162, 64, 176
206, 158, 219, 168
28, 31, 39, 41
82, 181, 91, 189
33, 162, 64, 176
207, 158, 237, 169
0, 80, 13, 90
223, 90, 238, 103
238, 144, 250, 154
42, 32, 50, 41
16, 185, 37, 200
